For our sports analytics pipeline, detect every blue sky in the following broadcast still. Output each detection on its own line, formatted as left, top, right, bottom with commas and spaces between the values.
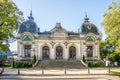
10, 0, 114, 51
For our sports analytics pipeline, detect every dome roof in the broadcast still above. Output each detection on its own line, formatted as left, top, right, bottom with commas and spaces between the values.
18, 11, 38, 34
81, 15, 99, 35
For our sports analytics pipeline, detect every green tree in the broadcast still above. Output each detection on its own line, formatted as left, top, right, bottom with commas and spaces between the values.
102, 1, 120, 53
100, 41, 108, 60
100, 40, 115, 60
109, 53, 120, 65
0, 0, 24, 51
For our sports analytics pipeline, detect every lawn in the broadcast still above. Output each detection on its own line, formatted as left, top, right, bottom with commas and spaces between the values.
111, 71, 120, 77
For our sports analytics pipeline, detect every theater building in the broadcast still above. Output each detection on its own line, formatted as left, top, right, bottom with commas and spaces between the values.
17, 12, 101, 61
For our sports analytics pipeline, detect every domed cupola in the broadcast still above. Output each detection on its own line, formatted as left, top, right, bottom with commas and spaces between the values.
18, 11, 38, 34
81, 15, 99, 35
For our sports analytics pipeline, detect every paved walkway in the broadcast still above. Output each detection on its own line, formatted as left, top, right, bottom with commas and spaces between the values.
0, 68, 120, 80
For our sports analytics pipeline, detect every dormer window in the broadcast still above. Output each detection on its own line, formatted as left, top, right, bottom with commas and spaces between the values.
88, 26, 91, 30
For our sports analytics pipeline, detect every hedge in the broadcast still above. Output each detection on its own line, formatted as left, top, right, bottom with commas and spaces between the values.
14, 61, 32, 68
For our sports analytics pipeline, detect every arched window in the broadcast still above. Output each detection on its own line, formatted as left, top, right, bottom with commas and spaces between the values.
24, 45, 31, 57
42, 46, 49, 60
56, 46, 63, 60
69, 46, 76, 59
87, 46, 93, 57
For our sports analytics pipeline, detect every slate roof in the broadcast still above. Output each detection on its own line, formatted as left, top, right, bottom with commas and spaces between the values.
81, 15, 99, 35
18, 11, 38, 34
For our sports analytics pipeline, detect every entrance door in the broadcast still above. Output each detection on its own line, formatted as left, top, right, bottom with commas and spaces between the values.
56, 46, 63, 60
87, 46, 93, 57
69, 46, 76, 59
24, 45, 31, 57
42, 46, 49, 60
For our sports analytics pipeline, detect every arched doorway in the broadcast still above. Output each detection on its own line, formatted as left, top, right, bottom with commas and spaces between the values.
56, 46, 63, 60
87, 46, 93, 57
69, 46, 76, 59
24, 45, 31, 57
42, 46, 49, 60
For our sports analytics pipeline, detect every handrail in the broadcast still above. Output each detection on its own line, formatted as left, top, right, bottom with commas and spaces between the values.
32, 60, 39, 67
0, 67, 4, 76
80, 59, 88, 67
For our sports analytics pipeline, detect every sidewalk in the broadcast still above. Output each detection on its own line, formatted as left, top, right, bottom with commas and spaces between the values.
0, 67, 120, 80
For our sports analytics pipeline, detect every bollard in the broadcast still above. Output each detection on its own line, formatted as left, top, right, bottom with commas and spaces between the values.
18, 68, 20, 75
108, 63, 110, 73
64, 67, 67, 75
42, 69, 44, 75
88, 67, 90, 74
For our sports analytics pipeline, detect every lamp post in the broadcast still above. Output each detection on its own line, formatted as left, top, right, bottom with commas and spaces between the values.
108, 52, 110, 73
86, 47, 90, 74
105, 44, 111, 73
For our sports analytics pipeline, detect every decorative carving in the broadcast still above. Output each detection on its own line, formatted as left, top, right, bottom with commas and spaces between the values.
95, 42, 98, 45
64, 41, 69, 48
21, 34, 34, 42
85, 36, 95, 42
50, 41, 55, 48
20, 42, 22, 44
51, 23, 67, 33
32, 42, 35, 44
44, 43, 47, 46
83, 42, 86, 45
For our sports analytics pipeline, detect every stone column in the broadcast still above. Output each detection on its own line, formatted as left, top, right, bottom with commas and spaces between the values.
79, 41, 82, 59
92, 45, 95, 57
35, 40, 39, 60
96, 42, 100, 59
50, 47, 55, 60
17, 41, 20, 56
76, 43, 81, 60
64, 47, 69, 61
37, 42, 41, 60
94, 44, 97, 57
38, 43, 42, 60
19, 43, 24, 57
20, 44, 22, 57
82, 40, 86, 57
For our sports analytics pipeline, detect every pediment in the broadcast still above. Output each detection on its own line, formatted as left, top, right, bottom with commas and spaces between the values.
50, 23, 68, 33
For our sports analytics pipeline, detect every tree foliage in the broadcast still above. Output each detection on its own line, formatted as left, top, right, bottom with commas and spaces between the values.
100, 41, 115, 60
100, 41, 108, 60
109, 53, 120, 65
0, 0, 24, 51
102, 1, 120, 53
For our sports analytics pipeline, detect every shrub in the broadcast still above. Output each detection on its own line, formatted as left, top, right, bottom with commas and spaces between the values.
82, 55, 86, 63
4, 64, 11, 67
88, 61, 105, 67
14, 61, 32, 68
32, 55, 36, 64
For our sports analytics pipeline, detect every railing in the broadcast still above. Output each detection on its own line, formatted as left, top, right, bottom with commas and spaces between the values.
0, 67, 4, 76
80, 59, 88, 67
32, 60, 39, 67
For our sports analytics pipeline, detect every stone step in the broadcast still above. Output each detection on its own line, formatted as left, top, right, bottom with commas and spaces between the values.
35, 60, 87, 69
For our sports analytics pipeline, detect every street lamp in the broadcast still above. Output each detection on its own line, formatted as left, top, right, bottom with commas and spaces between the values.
108, 52, 110, 73
105, 44, 111, 73
86, 47, 90, 74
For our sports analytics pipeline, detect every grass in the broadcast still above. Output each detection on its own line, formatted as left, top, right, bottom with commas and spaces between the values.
111, 71, 120, 77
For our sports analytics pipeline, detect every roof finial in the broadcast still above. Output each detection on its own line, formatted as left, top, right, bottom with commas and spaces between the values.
28, 10, 34, 20
84, 12, 89, 22
30, 10, 32, 17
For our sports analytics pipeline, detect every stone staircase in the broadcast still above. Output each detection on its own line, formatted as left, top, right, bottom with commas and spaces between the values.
35, 60, 87, 69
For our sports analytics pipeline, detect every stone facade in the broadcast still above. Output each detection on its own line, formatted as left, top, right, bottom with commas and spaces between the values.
17, 12, 101, 61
